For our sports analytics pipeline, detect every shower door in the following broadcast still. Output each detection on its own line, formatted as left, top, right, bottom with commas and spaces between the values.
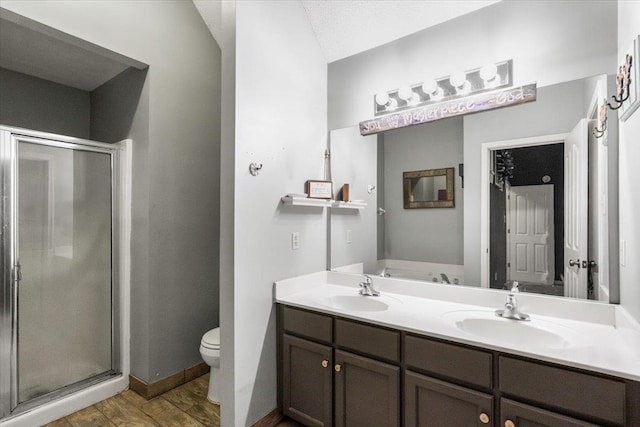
1, 129, 120, 418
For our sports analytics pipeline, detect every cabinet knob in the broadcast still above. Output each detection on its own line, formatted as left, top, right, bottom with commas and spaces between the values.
321, 360, 329, 368
505, 420, 515, 427
334, 364, 342, 372
479, 413, 490, 424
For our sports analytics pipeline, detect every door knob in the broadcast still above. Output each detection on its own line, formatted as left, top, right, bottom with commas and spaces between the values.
321, 360, 328, 368
568, 259, 580, 267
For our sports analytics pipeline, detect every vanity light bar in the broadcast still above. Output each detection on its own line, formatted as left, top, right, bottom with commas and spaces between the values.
360, 83, 537, 136
374, 60, 513, 116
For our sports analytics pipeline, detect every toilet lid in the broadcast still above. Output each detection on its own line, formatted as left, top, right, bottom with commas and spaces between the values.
202, 327, 220, 349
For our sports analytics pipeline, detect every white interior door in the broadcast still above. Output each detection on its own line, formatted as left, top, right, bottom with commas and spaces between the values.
507, 185, 554, 284
565, 119, 589, 298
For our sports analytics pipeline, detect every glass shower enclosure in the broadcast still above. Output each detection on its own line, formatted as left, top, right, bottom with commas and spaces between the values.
1, 127, 121, 419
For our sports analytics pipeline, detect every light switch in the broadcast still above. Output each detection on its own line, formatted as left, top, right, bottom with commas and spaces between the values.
291, 232, 300, 250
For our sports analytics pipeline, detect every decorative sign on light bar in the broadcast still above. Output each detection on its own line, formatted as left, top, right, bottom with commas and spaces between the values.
359, 83, 537, 136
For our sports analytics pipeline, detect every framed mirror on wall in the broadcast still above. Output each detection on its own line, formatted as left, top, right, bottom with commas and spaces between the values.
403, 167, 455, 209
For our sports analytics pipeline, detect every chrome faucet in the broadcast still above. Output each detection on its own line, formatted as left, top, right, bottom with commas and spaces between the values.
495, 281, 530, 321
359, 274, 380, 297
440, 273, 451, 284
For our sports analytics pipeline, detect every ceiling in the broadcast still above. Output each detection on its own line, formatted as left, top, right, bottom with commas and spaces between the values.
194, 0, 500, 63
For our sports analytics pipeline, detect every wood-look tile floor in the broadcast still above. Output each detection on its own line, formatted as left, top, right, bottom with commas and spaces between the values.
43, 373, 303, 427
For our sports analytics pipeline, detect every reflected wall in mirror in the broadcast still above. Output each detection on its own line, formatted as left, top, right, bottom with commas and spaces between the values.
403, 167, 454, 208
328, 1, 619, 302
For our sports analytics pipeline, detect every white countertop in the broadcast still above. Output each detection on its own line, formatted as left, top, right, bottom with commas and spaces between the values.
274, 271, 640, 382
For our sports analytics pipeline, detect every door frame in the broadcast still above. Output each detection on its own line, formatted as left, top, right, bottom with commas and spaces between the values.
480, 133, 566, 288
0, 126, 132, 422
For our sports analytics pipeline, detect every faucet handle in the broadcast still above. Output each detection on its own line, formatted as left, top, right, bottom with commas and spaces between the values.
510, 281, 520, 293
364, 274, 372, 285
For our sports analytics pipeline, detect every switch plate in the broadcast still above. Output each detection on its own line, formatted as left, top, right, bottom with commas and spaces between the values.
346, 229, 352, 244
291, 232, 300, 250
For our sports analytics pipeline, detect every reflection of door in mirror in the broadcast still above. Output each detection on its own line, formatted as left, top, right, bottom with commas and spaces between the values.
488, 143, 564, 296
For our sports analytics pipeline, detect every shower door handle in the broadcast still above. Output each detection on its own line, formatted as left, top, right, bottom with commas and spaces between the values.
12, 262, 22, 284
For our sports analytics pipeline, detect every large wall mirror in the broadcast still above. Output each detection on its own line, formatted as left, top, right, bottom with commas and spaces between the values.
328, 1, 619, 303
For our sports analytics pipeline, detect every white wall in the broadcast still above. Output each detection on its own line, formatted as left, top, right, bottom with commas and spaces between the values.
617, 1, 640, 321
382, 118, 464, 265
226, 1, 328, 425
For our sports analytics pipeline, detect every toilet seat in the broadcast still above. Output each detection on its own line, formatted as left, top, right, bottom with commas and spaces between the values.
201, 327, 220, 350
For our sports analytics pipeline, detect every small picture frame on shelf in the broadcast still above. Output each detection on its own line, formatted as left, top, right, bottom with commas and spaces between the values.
306, 180, 332, 199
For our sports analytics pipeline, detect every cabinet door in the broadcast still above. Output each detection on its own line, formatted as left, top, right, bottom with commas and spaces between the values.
282, 334, 333, 427
334, 350, 400, 427
501, 399, 601, 427
404, 371, 493, 427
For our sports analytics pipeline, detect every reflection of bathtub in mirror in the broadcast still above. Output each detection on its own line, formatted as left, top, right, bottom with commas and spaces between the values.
333, 260, 464, 285
377, 259, 463, 284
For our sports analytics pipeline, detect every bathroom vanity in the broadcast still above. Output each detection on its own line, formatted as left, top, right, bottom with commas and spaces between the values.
275, 272, 640, 427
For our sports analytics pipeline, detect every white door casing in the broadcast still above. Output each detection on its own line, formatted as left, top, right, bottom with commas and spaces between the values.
564, 119, 589, 299
507, 185, 555, 284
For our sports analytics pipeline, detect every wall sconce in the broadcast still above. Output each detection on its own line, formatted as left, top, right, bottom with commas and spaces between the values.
607, 54, 632, 110
593, 102, 607, 138
373, 59, 513, 116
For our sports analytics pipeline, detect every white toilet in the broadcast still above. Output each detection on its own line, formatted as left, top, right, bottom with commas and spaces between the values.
199, 327, 220, 403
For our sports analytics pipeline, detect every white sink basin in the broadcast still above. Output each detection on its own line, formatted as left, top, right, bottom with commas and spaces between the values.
319, 294, 400, 312
442, 310, 577, 349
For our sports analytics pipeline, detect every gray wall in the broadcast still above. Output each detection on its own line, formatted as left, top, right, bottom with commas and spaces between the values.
0, 67, 90, 138
382, 117, 463, 265
330, 126, 378, 272
90, 67, 148, 143
2, 1, 222, 383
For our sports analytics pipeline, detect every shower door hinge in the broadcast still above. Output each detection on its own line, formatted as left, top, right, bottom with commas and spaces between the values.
12, 263, 21, 283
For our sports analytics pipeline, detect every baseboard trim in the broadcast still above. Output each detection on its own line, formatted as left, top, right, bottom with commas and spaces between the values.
252, 408, 283, 427
129, 362, 209, 399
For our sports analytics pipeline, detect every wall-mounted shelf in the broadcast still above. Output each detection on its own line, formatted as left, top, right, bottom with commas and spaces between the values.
331, 201, 367, 210
281, 196, 367, 210
281, 196, 331, 207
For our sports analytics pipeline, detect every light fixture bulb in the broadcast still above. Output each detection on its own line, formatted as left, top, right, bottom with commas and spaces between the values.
449, 71, 467, 88
480, 63, 498, 82
421, 80, 439, 95
375, 92, 390, 106
398, 85, 414, 101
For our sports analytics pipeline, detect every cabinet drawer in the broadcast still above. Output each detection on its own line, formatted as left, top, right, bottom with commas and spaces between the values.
405, 334, 493, 389
501, 398, 600, 427
335, 318, 400, 362
499, 356, 626, 425
282, 306, 332, 343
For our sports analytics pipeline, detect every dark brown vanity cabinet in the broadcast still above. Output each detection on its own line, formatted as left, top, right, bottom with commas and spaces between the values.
405, 371, 494, 426
334, 350, 400, 427
279, 306, 400, 427
282, 334, 333, 427
278, 304, 640, 427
